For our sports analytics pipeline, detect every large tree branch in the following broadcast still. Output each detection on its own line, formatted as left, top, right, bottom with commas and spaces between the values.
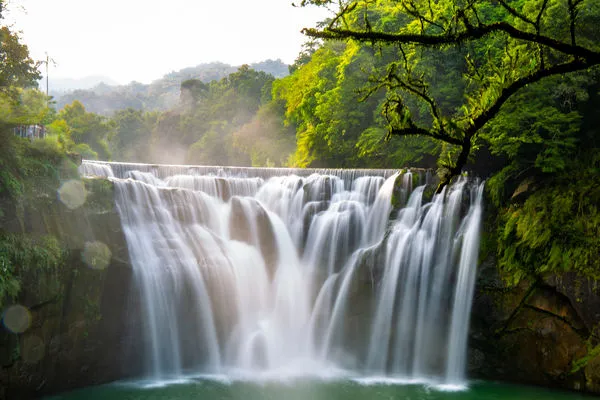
385, 65, 445, 129
394, 59, 597, 192
390, 76, 442, 122
466, 59, 595, 137
303, 21, 600, 62
388, 126, 463, 146
301, 1, 600, 193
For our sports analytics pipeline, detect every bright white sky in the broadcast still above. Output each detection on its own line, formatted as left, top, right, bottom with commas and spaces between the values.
5, 0, 330, 84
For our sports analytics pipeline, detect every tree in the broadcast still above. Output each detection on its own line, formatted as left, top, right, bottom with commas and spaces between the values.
275, 38, 440, 168
58, 101, 112, 160
300, 0, 600, 191
232, 100, 297, 167
180, 79, 209, 110
179, 66, 276, 166
0, 26, 41, 91
109, 108, 158, 161
0, 0, 43, 131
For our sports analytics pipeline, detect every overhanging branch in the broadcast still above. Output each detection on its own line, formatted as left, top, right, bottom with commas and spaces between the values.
388, 126, 463, 146
303, 21, 600, 62
466, 59, 594, 136
300, 1, 600, 192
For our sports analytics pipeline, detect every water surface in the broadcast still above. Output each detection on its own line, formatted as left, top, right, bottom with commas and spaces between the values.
49, 378, 588, 400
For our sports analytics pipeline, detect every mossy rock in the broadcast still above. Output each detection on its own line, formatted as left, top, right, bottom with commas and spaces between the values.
584, 352, 600, 392
391, 172, 407, 209
421, 184, 436, 204
82, 178, 115, 213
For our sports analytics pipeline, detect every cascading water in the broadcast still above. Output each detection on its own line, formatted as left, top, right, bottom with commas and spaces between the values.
80, 160, 484, 386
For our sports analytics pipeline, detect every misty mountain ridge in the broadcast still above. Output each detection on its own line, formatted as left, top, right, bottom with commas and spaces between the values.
42, 75, 120, 93
51, 59, 289, 115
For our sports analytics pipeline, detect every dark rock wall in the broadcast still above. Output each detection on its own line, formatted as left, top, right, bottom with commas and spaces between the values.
0, 179, 145, 399
469, 257, 600, 394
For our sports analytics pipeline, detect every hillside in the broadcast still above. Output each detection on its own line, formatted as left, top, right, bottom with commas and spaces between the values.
52, 59, 289, 115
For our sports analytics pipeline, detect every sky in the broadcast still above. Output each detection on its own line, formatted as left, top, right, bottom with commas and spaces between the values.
4, 0, 331, 84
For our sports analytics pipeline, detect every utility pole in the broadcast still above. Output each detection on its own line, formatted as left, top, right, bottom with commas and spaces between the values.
42, 52, 56, 107
46, 53, 49, 100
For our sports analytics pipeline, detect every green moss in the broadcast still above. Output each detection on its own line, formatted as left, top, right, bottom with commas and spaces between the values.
571, 341, 600, 374
412, 172, 420, 188
390, 172, 406, 209
0, 130, 79, 212
0, 233, 66, 308
496, 169, 600, 285
421, 184, 436, 204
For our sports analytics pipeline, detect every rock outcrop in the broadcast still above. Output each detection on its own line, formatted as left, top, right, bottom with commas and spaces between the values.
0, 178, 144, 399
469, 256, 600, 394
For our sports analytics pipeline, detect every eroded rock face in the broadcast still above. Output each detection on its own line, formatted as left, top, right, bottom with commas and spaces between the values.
469, 256, 600, 394
545, 273, 600, 330
0, 178, 144, 400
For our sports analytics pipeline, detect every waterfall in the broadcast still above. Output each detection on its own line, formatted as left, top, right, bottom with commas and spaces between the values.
80, 160, 483, 385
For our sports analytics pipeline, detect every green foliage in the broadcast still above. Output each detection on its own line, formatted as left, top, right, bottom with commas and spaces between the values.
571, 345, 600, 374
52, 60, 289, 115
481, 76, 584, 184
232, 101, 297, 167
485, 69, 600, 285
109, 108, 159, 162
0, 26, 41, 90
571, 324, 600, 373
0, 88, 52, 132
151, 65, 282, 166
276, 40, 438, 168
0, 121, 80, 218
0, 5, 79, 315
300, 0, 600, 192
73, 143, 98, 160
497, 168, 600, 284
0, 233, 65, 308
30, 134, 65, 155
59, 101, 112, 160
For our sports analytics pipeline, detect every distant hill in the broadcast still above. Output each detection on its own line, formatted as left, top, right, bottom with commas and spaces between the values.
45, 75, 120, 92
52, 59, 289, 115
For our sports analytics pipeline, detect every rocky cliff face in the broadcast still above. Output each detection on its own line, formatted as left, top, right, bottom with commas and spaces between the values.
0, 178, 145, 399
469, 257, 600, 394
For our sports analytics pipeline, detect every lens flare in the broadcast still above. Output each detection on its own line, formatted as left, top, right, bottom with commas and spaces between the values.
82, 241, 112, 270
58, 180, 87, 210
2, 304, 32, 333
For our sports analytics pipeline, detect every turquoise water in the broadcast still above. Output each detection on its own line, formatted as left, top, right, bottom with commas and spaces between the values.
48, 378, 589, 400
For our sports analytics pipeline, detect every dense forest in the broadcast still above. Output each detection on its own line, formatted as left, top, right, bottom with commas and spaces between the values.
1, 0, 599, 344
